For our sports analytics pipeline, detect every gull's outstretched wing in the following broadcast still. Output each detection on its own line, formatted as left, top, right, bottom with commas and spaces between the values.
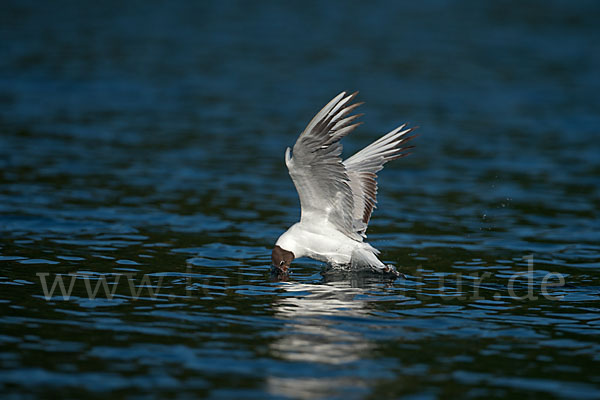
344, 124, 416, 237
285, 92, 363, 240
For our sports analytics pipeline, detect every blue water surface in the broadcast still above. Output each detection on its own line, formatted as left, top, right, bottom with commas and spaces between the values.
1, 1, 599, 399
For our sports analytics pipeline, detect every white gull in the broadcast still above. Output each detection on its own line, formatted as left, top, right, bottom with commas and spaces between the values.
271, 91, 416, 276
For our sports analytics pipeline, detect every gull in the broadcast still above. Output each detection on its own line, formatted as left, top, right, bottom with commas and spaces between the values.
271, 91, 416, 276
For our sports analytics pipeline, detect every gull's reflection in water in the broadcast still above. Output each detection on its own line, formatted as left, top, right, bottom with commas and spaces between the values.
267, 273, 397, 399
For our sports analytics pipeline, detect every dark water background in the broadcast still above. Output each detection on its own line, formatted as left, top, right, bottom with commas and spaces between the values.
1, 1, 599, 399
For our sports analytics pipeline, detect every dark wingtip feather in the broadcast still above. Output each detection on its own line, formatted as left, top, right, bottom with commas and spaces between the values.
396, 131, 419, 146
387, 151, 413, 161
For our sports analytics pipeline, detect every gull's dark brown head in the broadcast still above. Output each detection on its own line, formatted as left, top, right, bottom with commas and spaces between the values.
271, 245, 295, 274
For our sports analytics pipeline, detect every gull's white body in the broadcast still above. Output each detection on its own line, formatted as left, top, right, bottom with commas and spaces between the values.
276, 220, 383, 268
273, 91, 415, 274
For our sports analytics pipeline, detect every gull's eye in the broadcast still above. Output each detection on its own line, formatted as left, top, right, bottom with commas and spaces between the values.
280, 260, 285, 266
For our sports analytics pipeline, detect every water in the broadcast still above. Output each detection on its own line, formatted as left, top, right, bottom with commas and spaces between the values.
1, 1, 599, 398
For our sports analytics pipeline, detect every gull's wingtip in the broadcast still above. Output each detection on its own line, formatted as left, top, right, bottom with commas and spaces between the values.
335, 90, 359, 101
